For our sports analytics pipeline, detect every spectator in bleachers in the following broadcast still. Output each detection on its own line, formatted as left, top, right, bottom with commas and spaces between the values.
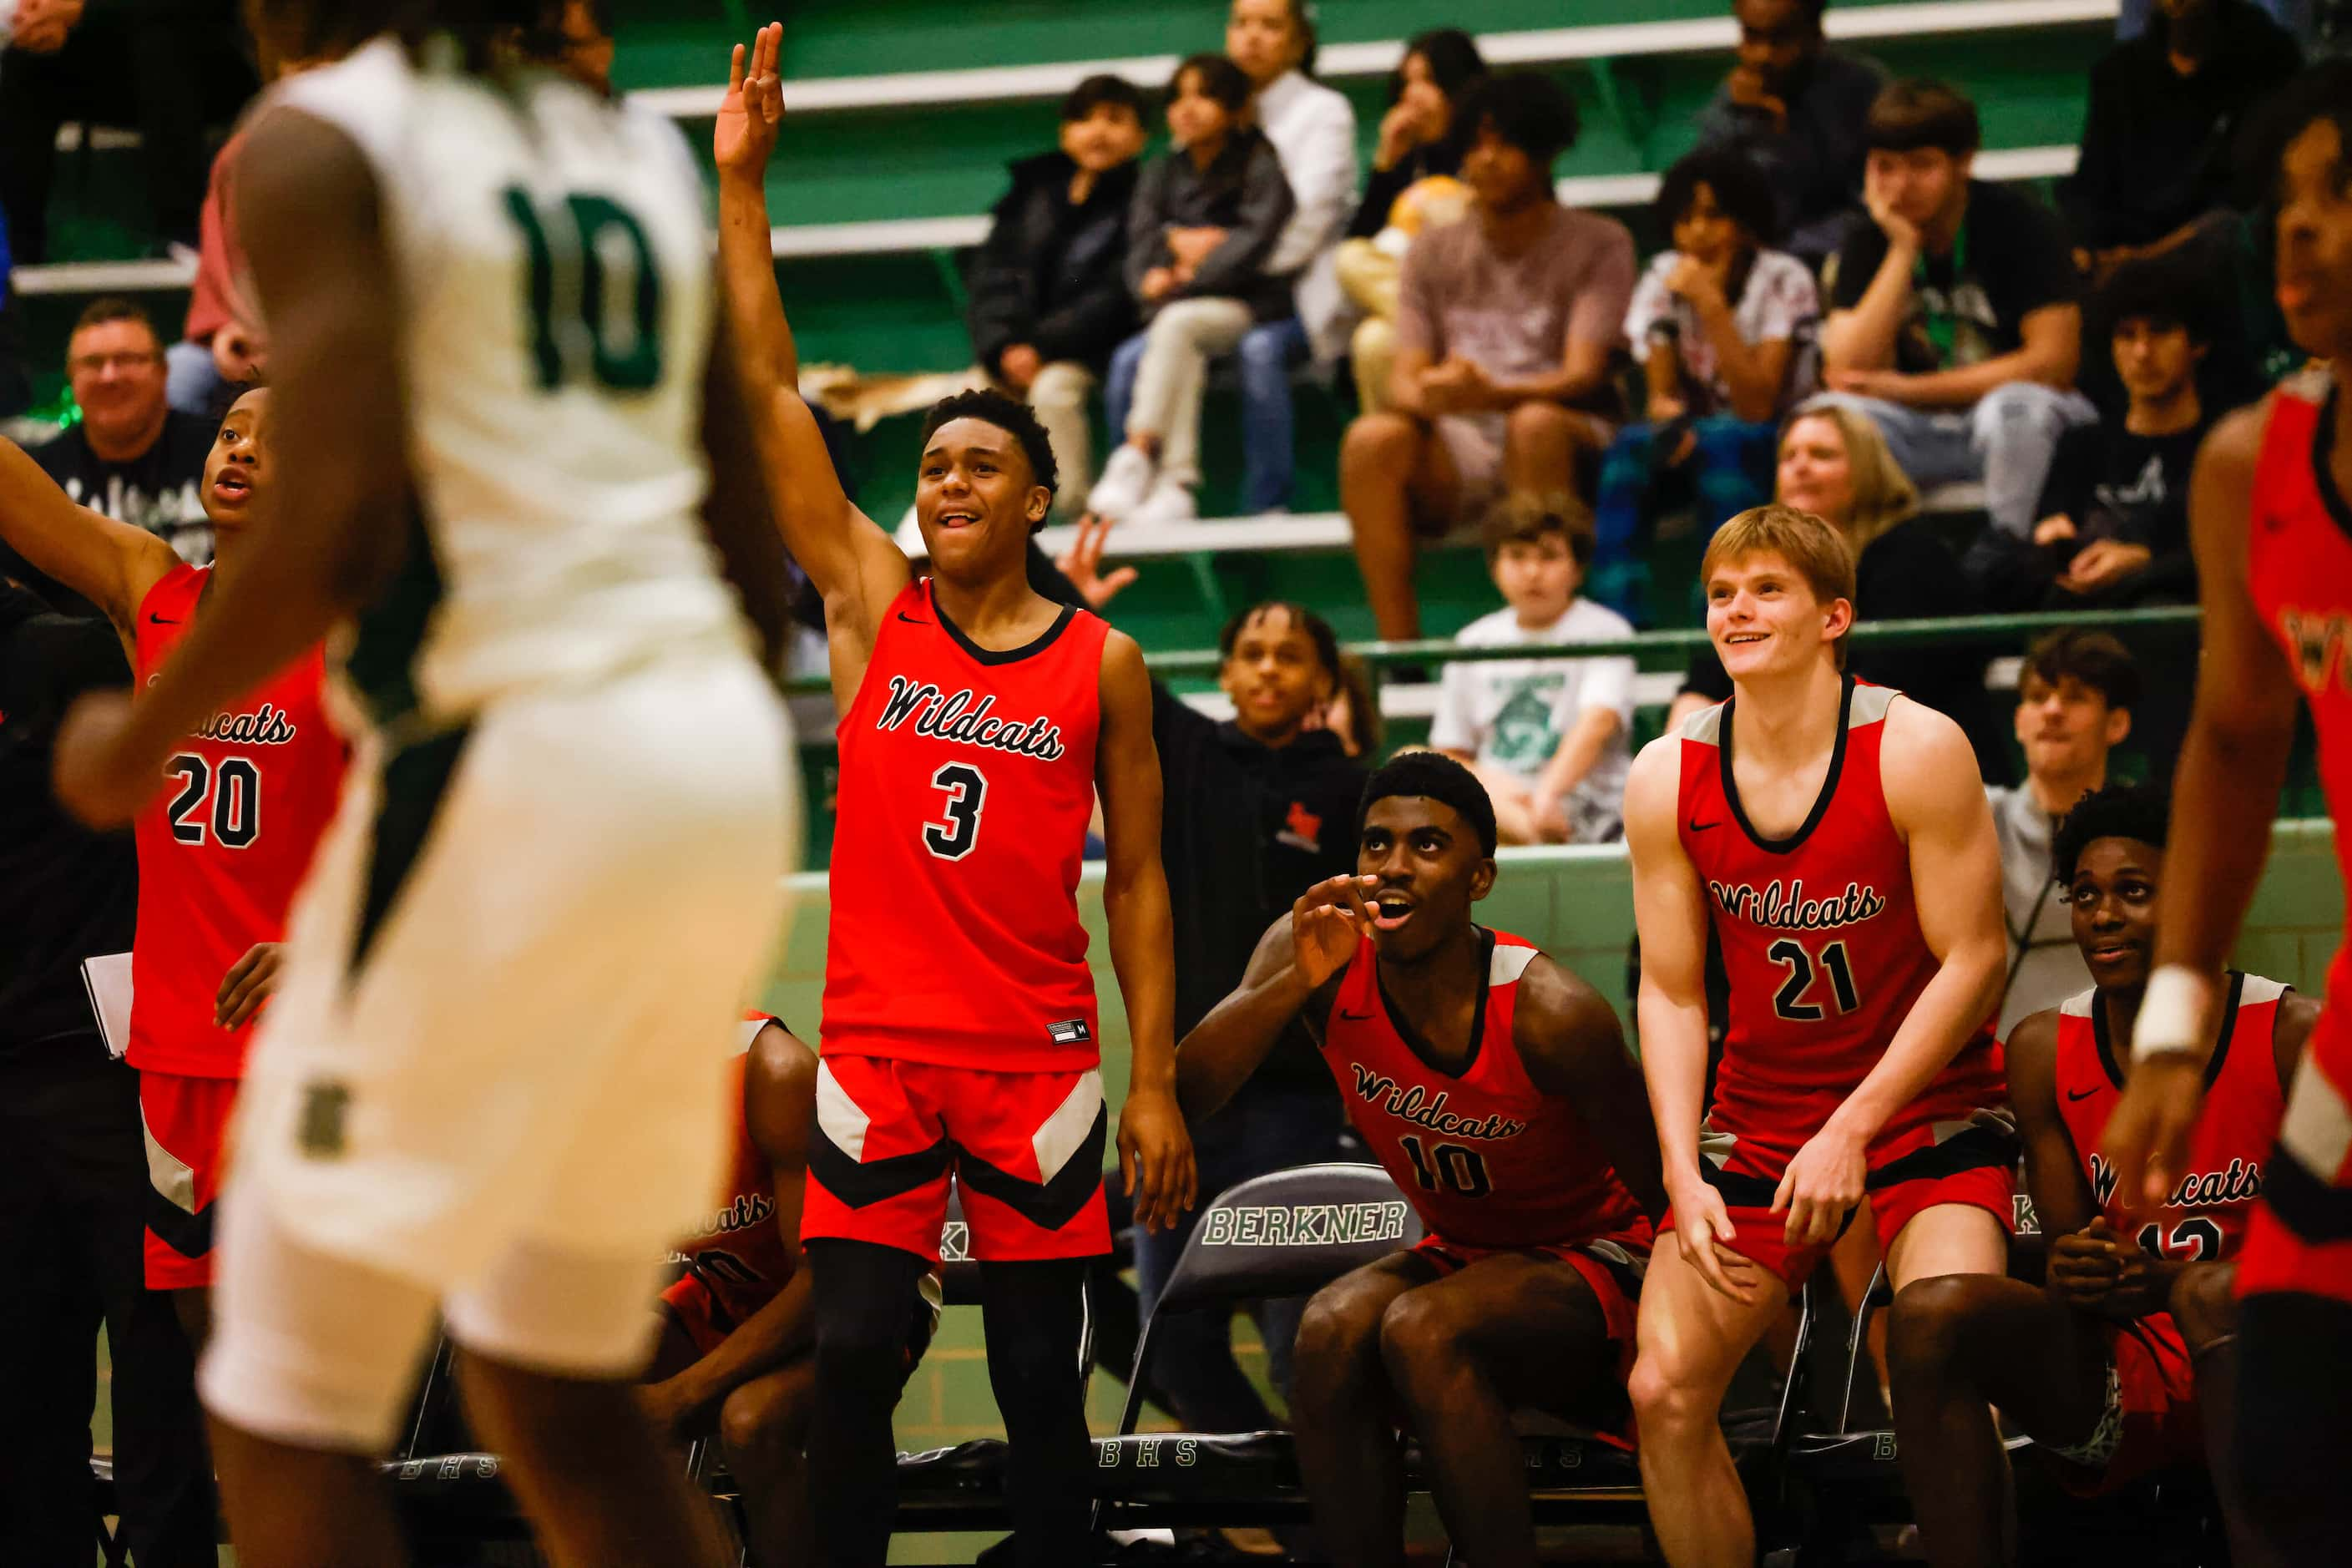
1086, 54, 1295, 527
1695, 0, 1886, 266
2117, 0, 2315, 44
1335, 28, 1487, 417
1591, 149, 1821, 621
1977, 263, 2212, 613
552, 0, 615, 92
968, 77, 1147, 518
1227, 0, 1358, 511
0, 300, 214, 616
1, 579, 218, 1568
0, 0, 255, 264
1339, 73, 1636, 644
1988, 630, 2139, 1036
1815, 79, 2098, 548
1432, 493, 1636, 847
2068, 0, 2300, 286
1670, 405, 2007, 776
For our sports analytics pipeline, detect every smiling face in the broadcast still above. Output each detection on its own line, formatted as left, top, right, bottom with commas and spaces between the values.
2274, 118, 2352, 361
1218, 605, 1333, 745
1705, 549, 1850, 683
200, 389, 271, 540
1358, 795, 1495, 964
1226, 0, 1304, 87
2066, 836, 2162, 992
915, 417, 1049, 581
66, 316, 169, 454
1775, 413, 1858, 529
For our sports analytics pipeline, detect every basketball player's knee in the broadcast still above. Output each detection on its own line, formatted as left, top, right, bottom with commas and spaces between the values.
1373, 1289, 1466, 1401
1292, 1287, 1386, 1408
1626, 1348, 1716, 1442
719, 1378, 802, 1464
1885, 1273, 1987, 1383
2166, 1267, 2238, 1353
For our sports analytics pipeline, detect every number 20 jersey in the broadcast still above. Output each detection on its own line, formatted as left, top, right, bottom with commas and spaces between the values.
274, 40, 752, 734
1676, 677, 2001, 1181
822, 581, 1110, 1071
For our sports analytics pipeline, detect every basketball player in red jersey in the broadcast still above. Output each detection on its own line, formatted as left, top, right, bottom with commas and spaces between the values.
1622, 503, 2011, 1568
1887, 782, 2314, 1568
713, 27, 1192, 1566
0, 387, 343, 1335
637, 1014, 939, 1568
2101, 61, 2352, 1566
1177, 751, 1665, 1568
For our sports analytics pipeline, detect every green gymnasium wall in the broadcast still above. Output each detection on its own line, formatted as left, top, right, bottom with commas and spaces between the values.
764, 822, 2344, 1464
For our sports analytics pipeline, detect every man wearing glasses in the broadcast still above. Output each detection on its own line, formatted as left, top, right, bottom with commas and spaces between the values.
7, 298, 215, 619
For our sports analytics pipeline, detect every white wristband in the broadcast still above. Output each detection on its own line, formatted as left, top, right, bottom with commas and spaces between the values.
2131, 964, 2213, 1063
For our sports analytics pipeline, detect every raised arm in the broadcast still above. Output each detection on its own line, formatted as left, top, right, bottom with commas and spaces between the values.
1516, 956, 1668, 1223
641, 1021, 822, 1435
1097, 630, 1195, 1232
713, 23, 910, 693
0, 439, 180, 633
696, 290, 797, 676
1625, 734, 1755, 1298
2102, 403, 2301, 1212
1820, 171, 1918, 372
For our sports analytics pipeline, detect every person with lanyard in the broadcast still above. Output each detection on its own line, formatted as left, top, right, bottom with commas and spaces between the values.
1813, 78, 2099, 548
1987, 630, 2141, 1037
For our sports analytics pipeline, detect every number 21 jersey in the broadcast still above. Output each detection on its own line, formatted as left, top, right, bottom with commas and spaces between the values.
823, 581, 1110, 1070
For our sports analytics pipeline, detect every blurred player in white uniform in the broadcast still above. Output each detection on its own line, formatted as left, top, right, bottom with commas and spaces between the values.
53, 4, 801, 1565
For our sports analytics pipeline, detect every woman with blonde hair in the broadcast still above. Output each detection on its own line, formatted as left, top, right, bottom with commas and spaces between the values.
1669, 404, 2002, 776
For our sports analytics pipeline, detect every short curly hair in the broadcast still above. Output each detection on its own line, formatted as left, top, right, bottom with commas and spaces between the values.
2051, 780, 2171, 887
918, 388, 1060, 527
1359, 751, 1498, 858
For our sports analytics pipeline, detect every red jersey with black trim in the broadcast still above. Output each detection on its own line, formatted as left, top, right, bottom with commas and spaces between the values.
2052, 972, 2289, 1262
1676, 676, 2002, 1180
129, 564, 344, 1078
2247, 367, 2352, 1130
1318, 928, 1650, 1252
823, 579, 1110, 1071
670, 1015, 798, 1331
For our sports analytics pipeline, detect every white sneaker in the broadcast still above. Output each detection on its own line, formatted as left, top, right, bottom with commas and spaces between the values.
1087, 444, 1157, 520
1130, 475, 1198, 528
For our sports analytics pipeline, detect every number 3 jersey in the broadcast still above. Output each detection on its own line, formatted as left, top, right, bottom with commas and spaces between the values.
1677, 677, 2003, 1183
131, 564, 345, 1078
1319, 928, 1649, 1252
273, 39, 753, 737
822, 580, 1110, 1070
2053, 972, 2289, 1260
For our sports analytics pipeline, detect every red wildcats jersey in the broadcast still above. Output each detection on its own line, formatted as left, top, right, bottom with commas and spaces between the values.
670, 1016, 797, 1331
2053, 972, 2289, 1261
130, 564, 344, 1078
1320, 928, 1650, 1252
1677, 677, 2001, 1179
823, 580, 1110, 1071
2248, 368, 2352, 1099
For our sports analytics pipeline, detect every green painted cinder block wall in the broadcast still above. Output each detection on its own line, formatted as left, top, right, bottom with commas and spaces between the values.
761, 821, 2344, 1457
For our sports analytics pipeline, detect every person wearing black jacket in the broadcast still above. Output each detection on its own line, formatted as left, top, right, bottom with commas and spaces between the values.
967, 75, 1148, 519
0, 582, 217, 1566
1043, 528, 1365, 1433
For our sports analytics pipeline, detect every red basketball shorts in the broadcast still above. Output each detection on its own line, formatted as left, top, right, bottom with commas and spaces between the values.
2238, 1010, 2352, 1306
140, 1070, 240, 1291
802, 1055, 1110, 1265
2042, 1315, 2202, 1495
1667, 1119, 2017, 1294
1414, 1229, 1651, 1383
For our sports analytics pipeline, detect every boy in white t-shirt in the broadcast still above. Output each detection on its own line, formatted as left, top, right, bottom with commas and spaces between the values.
1430, 493, 1636, 844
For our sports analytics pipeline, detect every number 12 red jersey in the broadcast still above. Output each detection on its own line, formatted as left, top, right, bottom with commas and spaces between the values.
130, 564, 346, 1078
823, 580, 1110, 1071
1676, 677, 2001, 1181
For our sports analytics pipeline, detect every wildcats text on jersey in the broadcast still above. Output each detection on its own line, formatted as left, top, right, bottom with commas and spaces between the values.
191, 702, 303, 746
2089, 1152, 2266, 1212
875, 675, 1067, 761
1347, 1062, 1530, 1141
1707, 878, 1889, 931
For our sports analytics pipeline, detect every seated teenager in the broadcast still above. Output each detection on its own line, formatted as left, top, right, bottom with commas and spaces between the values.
640, 1017, 939, 1568
1885, 781, 2312, 1568
1176, 753, 1667, 1568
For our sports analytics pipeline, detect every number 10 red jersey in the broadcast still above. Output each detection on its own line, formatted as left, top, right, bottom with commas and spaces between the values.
822, 580, 1110, 1070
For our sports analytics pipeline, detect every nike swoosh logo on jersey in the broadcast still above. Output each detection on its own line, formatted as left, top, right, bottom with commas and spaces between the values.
2066, 1086, 2100, 1102
897, 611, 933, 625
1338, 1008, 1375, 1020
149, 613, 180, 625
1687, 818, 1722, 832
